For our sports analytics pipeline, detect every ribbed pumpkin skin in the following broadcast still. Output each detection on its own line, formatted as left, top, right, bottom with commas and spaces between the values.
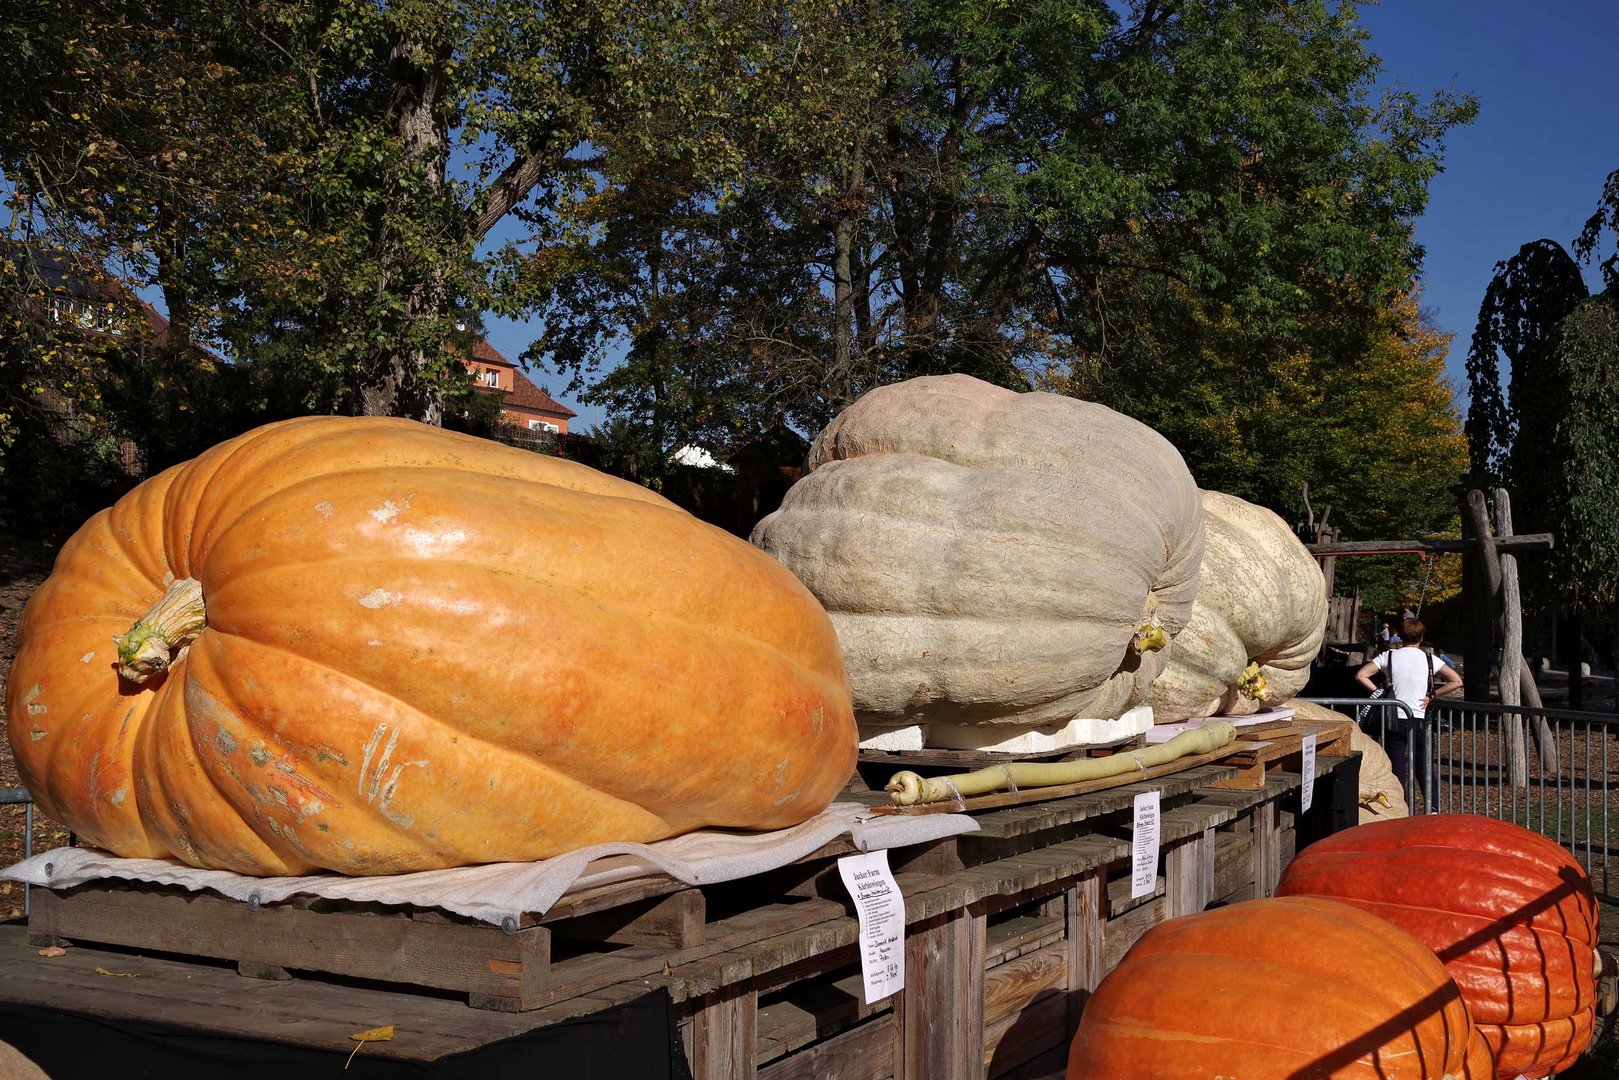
1277, 815, 1599, 1078
1067, 896, 1494, 1079
6, 417, 856, 876
752, 375, 1204, 728
1149, 490, 1327, 722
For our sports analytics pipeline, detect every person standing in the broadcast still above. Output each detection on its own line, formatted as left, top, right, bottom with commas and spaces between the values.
1354, 617, 1463, 807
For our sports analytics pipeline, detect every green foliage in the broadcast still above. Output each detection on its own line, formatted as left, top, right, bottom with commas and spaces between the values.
534, 0, 1474, 497
1464, 239, 1589, 484
2, 0, 816, 431
0, 0, 1475, 555
1466, 167, 1619, 609
1538, 296, 1619, 604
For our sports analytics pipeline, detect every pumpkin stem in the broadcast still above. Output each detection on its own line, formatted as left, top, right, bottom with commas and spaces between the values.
1237, 661, 1270, 701
1131, 613, 1167, 654
114, 577, 206, 684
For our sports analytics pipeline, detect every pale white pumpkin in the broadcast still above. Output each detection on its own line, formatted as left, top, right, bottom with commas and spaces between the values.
1148, 490, 1327, 722
751, 374, 1204, 730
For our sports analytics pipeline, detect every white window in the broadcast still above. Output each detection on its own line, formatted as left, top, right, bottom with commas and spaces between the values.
481, 369, 501, 388
528, 420, 560, 433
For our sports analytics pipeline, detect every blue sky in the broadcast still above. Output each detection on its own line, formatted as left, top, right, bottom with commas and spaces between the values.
1355, 0, 1618, 403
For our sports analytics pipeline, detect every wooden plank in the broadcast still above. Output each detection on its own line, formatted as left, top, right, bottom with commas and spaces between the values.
983, 988, 1067, 1077
30, 884, 548, 1000
755, 970, 889, 1063
493, 898, 847, 1011
1305, 533, 1552, 555
1065, 872, 1104, 1033
537, 836, 859, 924
0, 925, 564, 1061
867, 743, 1248, 816
1163, 827, 1212, 919
687, 985, 758, 1080
894, 907, 986, 1080
1205, 719, 1352, 792
1253, 799, 1282, 898
965, 765, 1237, 840
983, 942, 1066, 1028
758, 1013, 894, 1080
1211, 828, 1255, 904
1106, 872, 1162, 919
1102, 897, 1165, 973
985, 914, 1065, 968
550, 887, 706, 948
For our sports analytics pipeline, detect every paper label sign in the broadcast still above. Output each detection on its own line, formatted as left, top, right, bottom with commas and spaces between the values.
1301, 733, 1317, 813
838, 850, 905, 1004
1130, 790, 1161, 899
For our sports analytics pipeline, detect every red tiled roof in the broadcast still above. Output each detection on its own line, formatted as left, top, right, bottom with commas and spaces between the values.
470, 338, 515, 367
508, 366, 577, 418
458, 335, 576, 418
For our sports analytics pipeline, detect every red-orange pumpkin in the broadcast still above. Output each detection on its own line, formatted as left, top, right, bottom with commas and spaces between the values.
5, 417, 856, 876
1067, 896, 1495, 1079
1277, 814, 1600, 1078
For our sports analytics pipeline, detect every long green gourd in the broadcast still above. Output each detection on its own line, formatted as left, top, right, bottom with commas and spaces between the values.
885, 722, 1237, 806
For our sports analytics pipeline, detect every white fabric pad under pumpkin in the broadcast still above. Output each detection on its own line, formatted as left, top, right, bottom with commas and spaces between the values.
753, 374, 1205, 749
1148, 490, 1327, 723
0, 803, 975, 927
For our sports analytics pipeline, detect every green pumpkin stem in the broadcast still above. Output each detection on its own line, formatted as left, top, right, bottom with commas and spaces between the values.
1131, 613, 1168, 654
114, 577, 206, 684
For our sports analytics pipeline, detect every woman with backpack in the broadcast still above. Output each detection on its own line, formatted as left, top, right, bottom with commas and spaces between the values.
1354, 617, 1463, 807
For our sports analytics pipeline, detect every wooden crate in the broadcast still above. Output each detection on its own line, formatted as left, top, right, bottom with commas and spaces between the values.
11, 751, 1362, 1079
26, 837, 869, 1013
1205, 714, 1355, 792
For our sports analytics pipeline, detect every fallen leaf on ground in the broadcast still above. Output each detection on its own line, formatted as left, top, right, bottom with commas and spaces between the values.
36, 946, 66, 958
93, 966, 137, 977
345, 1025, 395, 1070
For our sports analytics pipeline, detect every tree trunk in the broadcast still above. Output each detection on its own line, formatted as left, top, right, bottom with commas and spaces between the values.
1496, 489, 1557, 781
1461, 489, 1493, 701
829, 144, 866, 408
362, 30, 450, 424
155, 215, 193, 368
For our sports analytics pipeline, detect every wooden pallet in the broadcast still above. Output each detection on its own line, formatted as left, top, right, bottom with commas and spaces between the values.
1206, 716, 1356, 792
26, 837, 869, 1014
12, 752, 1364, 1079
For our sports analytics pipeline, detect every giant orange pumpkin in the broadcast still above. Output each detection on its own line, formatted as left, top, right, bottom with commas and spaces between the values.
1277, 815, 1600, 1078
1067, 896, 1494, 1079
5, 417, 856, 876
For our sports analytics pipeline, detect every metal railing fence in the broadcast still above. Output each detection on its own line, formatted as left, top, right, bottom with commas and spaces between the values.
1, 786, 34, 917
1305, 696, 1617, 905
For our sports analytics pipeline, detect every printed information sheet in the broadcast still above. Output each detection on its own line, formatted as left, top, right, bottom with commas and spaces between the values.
1301, 733, 1318, 813
1130, 790, 1161, 899
838, 849, 905, 1003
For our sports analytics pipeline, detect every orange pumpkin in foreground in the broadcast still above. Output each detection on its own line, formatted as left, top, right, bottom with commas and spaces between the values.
6, 417, 856, 876
1278, 814, 1600, 1078
1067, 896, 1495, 1079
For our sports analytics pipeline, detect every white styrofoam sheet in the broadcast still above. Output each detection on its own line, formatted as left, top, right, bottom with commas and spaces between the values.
0, 801, 975, 927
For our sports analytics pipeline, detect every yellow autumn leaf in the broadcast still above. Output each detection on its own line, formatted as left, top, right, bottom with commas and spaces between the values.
350, 1026, 394, 1042
94, 966, 137, 977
